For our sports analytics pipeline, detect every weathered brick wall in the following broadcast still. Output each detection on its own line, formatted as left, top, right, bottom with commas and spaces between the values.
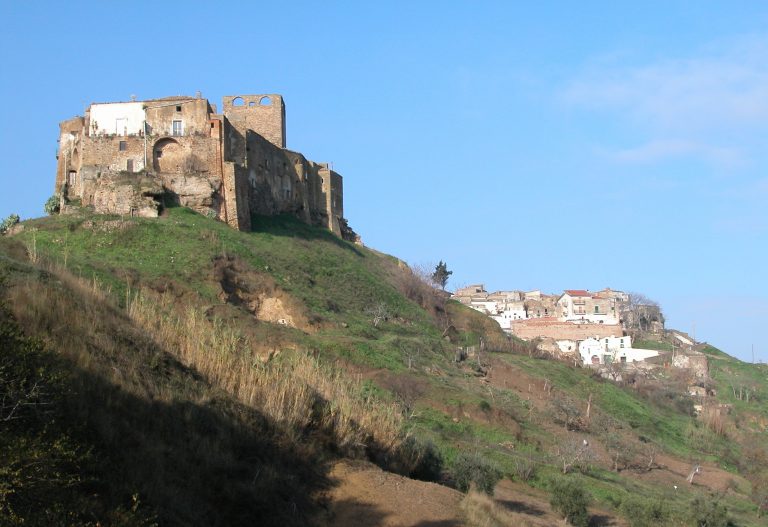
81, 135, 147, 174
244, 131, 310, 221
56, 117, 85, 192
510, 318, 623, 341
223, 94, 285, 149
144, 98, 212, 137
222, 162, 251, 231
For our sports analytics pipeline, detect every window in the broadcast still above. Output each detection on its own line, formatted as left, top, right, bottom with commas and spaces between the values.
175, 105, 182, 112
119, 141, 127, 151
594, 306, 599, 313
172, 120, 183, 136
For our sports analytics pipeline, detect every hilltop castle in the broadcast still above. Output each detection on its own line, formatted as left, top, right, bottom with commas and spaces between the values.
55, 93, 352, 238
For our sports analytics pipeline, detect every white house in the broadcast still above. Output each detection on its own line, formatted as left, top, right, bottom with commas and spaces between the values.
491, 300, 527, 329
89, 102, 146, 136
578, 335, 660, 365
557, 290, 620, 325
579, 338, 605, 364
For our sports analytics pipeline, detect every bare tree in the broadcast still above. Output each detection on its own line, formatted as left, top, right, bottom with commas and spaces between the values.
687, 463, 702, 484
366, 302, 389, 327
549, 395, 583, 431
555, 437, 596, 474
623, 292, 664, 332
639, 441, 660, 472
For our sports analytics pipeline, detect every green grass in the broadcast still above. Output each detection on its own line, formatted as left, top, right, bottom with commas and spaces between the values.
634, 339, 674, 351
4, 208, 768, 526
499, 353, 700, 458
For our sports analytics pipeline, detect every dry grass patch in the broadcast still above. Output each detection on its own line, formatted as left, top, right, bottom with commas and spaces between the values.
127, 289, 405, 457
461, 491, 543, 527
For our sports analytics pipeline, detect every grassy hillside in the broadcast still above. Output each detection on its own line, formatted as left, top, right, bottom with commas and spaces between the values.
2, 207, 767, 525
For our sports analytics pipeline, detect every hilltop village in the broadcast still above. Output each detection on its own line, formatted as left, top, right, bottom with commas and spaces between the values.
55, 93, 357, 240
453, 285, 708, 377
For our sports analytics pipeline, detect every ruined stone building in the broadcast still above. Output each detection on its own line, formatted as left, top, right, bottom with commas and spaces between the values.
55, 93, 351, 238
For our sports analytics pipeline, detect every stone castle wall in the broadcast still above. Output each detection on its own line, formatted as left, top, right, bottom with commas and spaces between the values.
55, 94, 346, 237
510, 318, 623, 341
223, 94, 285, 149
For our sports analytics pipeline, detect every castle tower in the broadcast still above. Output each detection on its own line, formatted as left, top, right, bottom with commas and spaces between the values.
222, 94, 286, 148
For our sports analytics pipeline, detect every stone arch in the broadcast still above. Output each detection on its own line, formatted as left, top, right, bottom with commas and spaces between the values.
153, 138, 183, 173
259, 95, 272, 106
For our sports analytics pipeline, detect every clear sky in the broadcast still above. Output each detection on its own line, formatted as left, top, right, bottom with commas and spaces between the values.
1, 1, 766, 362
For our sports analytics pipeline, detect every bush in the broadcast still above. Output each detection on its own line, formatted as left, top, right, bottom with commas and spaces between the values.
549, 477, 590, 527
0, 213, 20, 234
511, 455, 537, 482
44, 194, 60, 215
689, 496, 736, 527
408, 439, 444, 482
620, 496, 670, 527
451, 452, 502, 496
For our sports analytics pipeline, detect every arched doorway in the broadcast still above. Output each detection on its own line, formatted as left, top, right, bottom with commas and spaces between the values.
153, 138, 182, 173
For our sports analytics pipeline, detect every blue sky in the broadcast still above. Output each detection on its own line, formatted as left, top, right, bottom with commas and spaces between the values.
1, 1, 766, 361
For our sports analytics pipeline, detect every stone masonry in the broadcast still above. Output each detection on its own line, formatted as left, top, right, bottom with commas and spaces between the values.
55, 93, 352, 238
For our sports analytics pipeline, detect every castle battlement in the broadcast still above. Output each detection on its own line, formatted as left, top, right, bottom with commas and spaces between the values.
55, 93, 347, 237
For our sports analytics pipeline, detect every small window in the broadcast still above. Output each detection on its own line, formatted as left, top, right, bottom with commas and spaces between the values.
175, 105, 182, 112
119, 141, 127, 151
594, 306, 599, 313
172, 120, 183, 136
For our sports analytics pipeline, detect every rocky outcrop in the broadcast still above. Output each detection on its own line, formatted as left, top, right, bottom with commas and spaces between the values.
89, 173, 164, 218
159, 173, 222, 216
77, 169, 222, 219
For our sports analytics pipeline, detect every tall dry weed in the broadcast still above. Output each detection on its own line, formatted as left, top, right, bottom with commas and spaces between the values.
460, 490, 542, 527
127, 289, 404, 455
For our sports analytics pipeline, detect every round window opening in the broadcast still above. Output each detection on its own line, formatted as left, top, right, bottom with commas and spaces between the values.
232, 97, 245, 106
259, 96, 272, 106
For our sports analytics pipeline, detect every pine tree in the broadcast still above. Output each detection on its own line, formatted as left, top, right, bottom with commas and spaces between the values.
432, 261, 452, 290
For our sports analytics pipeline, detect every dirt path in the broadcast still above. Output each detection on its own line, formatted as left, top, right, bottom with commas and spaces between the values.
320, 460, 630, 526
320, 459, 465, 526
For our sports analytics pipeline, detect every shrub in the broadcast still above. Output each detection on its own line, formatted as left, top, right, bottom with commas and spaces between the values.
511, 454, 537, 482
44, 194, 60, 215
549, 477, 590, 527
620, 496, 670, 527
406, 438, 444, 482
0, 213, 20, 234
689, 496, 736, 527
451, 452, 503, 496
